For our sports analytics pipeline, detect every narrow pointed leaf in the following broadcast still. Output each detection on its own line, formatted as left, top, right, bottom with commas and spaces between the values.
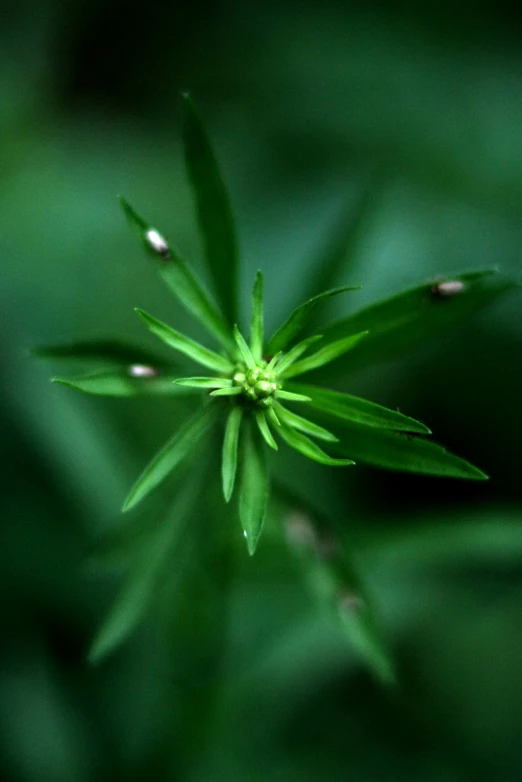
233, 325, 256, 369
33, 339, 168, 368
210, 386, 242, 397
255, 411, 278, 450
119, 196, 234, 353
278, 424, 355, 467
266, 286, 359, 355
222, 406, 243, 502
52, 371, 192, 397
276, 390, 312, 403
286, 383, 431, 434
182, 94, 239, 324
123, 406, 216, 511
240, 423, 268, 555
274, 335, 323, 376
330, 421, 487, 480
136, 309, 233, 374
174, 376, 231, 389
283, 331, 369, 379
275, 405, 338, 442
250, 271, 264, 361
89, 472, 204, 663
321, 269, 516, 372
267, 407, 281, 427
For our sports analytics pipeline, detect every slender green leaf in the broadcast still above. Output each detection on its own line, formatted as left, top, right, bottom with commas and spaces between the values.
123, 406, 216, 511
267, 406, 281, 427
255, 411, 278, 450
266, 286, 359, 355
275, 405, 338, 442
239, 423, 269, 555
222, 406, 243, 502
210, 386, 242, 397
276, 390, 312, 403
174, 376, 231, 389
33, 339, 168, 368
274, 335, 322, 376
119, 196, 235, 353
278, 424, 355, 467
182, 94, 239, 324
286, 383, 431, 434
136, 309, 233, 374
250, 271, 264, 361
321, 269, 517, 372
233, 325, 256, 369
330, 420, 488, 479
283, 331, 369, 379
89, 471, 205, 663
52, 371, 191, 396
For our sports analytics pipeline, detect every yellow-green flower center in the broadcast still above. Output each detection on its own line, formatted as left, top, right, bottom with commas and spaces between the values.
233, 362, 281, 408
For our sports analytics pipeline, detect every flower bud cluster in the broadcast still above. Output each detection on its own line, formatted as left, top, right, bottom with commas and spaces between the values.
232, 362, 281, 408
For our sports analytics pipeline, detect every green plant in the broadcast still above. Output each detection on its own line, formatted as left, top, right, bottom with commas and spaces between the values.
36, 95, 514, 681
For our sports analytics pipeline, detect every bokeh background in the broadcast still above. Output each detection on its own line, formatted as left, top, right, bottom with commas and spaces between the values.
2, 1, 522, 780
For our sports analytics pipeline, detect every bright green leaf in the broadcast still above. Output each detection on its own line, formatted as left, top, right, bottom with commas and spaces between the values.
182, 94, 239, 325
233, 325, 256, 369
331, 421, 488, 479
210, 386, 243, 397
239, 423, 269, 555
321, 269, 516, 372
278, 424, 355, 467
276, 390, 312, 403
174, 376, 231, 389
119, 196, 235, 354
274, 335, 323, 376
52, 371, 190, 396
135, 309, 233, 374
250, 271, 264, 361
266, 286, 359, 355
275, 405, 338, 442
283, 331, 369, 379
255, 411, 278, 450
287, 383, 431, 434
123, 406, 216, 511
222, 406, 243, 502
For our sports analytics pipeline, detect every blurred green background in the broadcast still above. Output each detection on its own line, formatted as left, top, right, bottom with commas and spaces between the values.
2, 1, 522, 779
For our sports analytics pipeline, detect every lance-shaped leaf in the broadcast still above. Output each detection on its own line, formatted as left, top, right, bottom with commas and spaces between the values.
266, 286, 359, 355
136, 309, 233, 374
282, 331, 369, 379
330, 420, 487, 480
123, 406, 216, 511
119, 197, 235, 354
182, 94, 239, 325
233, 325, 256, 369
250, 271, 264, 361
222, 406, 243, 501
33, 339, 169, 369
255, 411, 278, 450
89, 471, 205, 663
276, 486, 395, 685
174, 376, 231, 389
274, 335, 322, 376
52, 370, 192, 396
277, 424, 355, 467
320, 269, 516, 372
239, 422, 269, 555
275, 405, 338, 442
286, 383, 431, 434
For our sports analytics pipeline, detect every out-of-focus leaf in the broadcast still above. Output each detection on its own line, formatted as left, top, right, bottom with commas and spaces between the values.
182, 94, 239, 325
331, 420, 488, 479
89, 472, 205, 663
283, 331, 368, 378
222, 406, 243, 502
277, 423, 355, 467
321, 269, 517, 372
277, 488, 396, 685
136, 309, 233, 374
52, 370, 190, 396
123, 406, 216, 511
250, 271, 264, 361
239, 423, 268, 555
275, 405, 338, 442
266, 287, 359, 355
287, 382, 431, 433
119, 196, 234, 353
32, 339, 168, 368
